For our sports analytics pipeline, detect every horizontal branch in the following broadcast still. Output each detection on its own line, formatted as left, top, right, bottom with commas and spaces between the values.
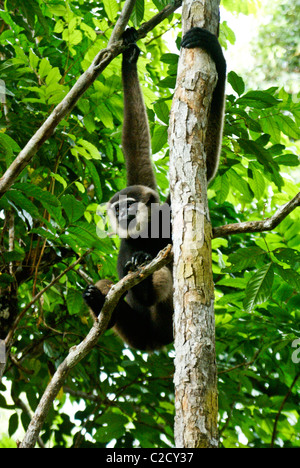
0, 1, 182, 199
213, 191, 300, 238
19, 244, 173, 449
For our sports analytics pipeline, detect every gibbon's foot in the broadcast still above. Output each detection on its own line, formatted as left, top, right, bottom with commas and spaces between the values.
122, 28, 140, 64
83, 284, 105, 316
122, 27, 138, 46
124, 251, 153, 274
181, 27, 217, 49
180, 27, 225, 70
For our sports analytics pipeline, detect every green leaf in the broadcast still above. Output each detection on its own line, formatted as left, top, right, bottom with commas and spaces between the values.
273, 114, 300, 139
274, 154, 299, 166
0, 134, 21, 152
0, 273, 14, 286
238, 139, 277, 172
85, 160, 103, 201
75, 181, 85, 193
97, 103, 114, 129
54, 19, 64, 34
248, 165, 265, 199
94, 413, 129, 443
67, 221, 101, 247
228, 247, 266, 272
222, 0, 260, 14
0, 134, 21, 167
275, 265, 300, 292
29, 49, 40, 70
75, 139, 102, 160
61, 195, 85, 223
5, 189, 41, 218
273, 248, 300, 267
237, 91, 281, 109
14, 183, 60, 207
62, 28, 83, 46
244, 263, 274, 312
228, 71, 245, 96
152, 125, 168, 154
160, 53, 179, 65
46, 4, 67, 16
102, 0, 119, 22
8, 413, 18, 437
50, 173, 67, 190
158, 76, 177, 89
80, 22, 97, 41
39, 57, 52, 78
212, 173, 229, 204
45, 67, 62, 86
67, 288, 84, 315
3, 251, 25, 263
131, 0, 145, 26
154, 101, 170, 125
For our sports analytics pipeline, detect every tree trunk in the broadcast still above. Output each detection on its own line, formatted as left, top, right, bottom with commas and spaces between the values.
169, 0, 220, 448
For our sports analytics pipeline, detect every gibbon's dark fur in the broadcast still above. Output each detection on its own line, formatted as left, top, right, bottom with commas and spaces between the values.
83, 27, 226, 351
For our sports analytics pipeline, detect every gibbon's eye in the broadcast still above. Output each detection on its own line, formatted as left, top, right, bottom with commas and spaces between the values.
115, 205, 120, 214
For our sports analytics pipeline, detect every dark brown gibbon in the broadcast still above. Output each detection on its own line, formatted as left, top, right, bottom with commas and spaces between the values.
83, 27, 226, 351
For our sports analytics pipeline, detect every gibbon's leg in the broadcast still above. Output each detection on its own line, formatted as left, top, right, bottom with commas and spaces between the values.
121, 29, 156, 190
181, 27, 226, 183
83, 279, 173, 351
114, 300, 174, 351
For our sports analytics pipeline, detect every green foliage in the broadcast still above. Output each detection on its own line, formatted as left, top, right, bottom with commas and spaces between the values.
0, 0, 299, 449
212, 70, 300, 447
248, 0, 300, 94
222, 0, 262, 15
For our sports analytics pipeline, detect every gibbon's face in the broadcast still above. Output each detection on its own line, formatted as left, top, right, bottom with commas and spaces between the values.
107, 186, 159, 239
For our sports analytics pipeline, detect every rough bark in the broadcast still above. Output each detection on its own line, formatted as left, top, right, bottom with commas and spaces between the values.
169, 0, 220, 448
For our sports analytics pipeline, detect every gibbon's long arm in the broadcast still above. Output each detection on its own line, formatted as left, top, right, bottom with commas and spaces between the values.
181, 28, 226, 183
121, 31, 156, 190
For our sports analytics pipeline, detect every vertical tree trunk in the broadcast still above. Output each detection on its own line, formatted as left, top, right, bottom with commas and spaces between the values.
169, 0, 220, 448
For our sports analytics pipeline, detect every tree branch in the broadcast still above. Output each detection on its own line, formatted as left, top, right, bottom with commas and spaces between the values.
213, 191, 300, 238
19, 245, 173, 449
137, 0, 182, 39
108, 0, 137, 45
0, 1, 182, 199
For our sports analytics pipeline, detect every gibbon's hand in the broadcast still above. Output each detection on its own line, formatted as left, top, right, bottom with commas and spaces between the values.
83, 284, 105, 316
124, 251, 153, 275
